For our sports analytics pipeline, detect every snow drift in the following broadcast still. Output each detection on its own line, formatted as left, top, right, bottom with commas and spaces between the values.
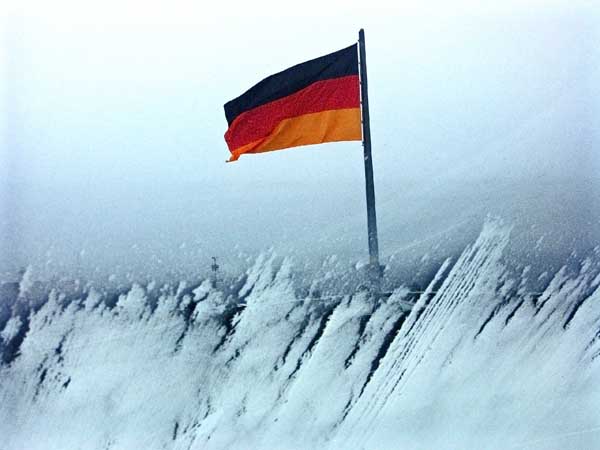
1, 219, 599, 449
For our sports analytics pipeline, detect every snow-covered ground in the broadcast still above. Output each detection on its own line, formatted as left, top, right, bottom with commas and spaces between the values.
1, 219, 599, 449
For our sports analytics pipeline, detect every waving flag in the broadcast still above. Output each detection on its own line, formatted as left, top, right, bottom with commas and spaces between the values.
223, 44, 361, 162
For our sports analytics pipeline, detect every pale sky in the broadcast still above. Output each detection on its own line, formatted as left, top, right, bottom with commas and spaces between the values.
1, 1, 599, 281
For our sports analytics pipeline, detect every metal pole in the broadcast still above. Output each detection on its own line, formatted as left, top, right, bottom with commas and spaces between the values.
211, 256, 219, 288
358, 28, 381, 291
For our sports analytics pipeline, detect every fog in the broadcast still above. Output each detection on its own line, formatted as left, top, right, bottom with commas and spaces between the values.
1, 2, 599, 282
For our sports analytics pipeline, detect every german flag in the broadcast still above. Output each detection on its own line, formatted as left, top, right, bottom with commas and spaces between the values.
224, 44, 362, 162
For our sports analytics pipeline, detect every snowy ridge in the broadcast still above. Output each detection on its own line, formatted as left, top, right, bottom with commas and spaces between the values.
331, 220, 512, 449
333, 221, 600, 450
1, 219, 599, 449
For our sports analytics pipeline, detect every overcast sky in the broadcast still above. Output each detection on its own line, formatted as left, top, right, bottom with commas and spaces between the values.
1, 1, 599, 281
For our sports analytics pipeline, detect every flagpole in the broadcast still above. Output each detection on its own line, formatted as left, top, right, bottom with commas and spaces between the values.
358, 28, 381, 292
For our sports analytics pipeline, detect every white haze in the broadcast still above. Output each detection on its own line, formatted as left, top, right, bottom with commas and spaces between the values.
1, 1, 599, 281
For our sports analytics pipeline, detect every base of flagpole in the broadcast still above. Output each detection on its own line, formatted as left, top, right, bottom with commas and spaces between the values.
368, 262, 383, 295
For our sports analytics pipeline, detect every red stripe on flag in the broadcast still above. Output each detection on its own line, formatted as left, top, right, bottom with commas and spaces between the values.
225, 75, 359, 151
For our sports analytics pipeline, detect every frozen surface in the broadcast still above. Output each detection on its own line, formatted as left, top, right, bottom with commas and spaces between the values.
1, 220, 599, 449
